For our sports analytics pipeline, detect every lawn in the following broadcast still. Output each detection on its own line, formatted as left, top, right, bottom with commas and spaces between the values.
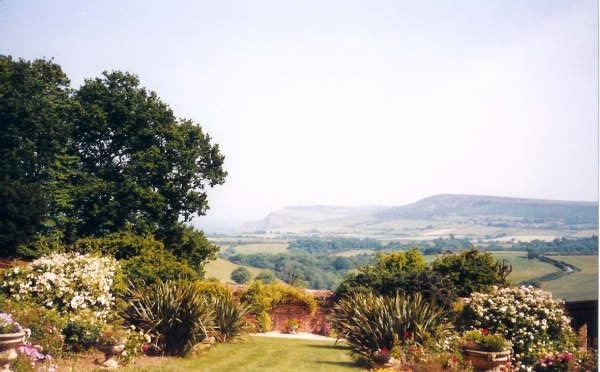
542, 255, 598, 301
204, 258, 265, 283
125, 337, 361, 372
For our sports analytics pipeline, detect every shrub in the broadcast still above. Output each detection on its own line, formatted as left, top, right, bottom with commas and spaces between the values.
62, 313, 103, 352
231, 267, 251, 284
332, 292, 448, 362
460, 329, 511, 352
123, 280, 214, 355
4, 302, 67, 358
335, 249, 457, 308
194, 280, 232, 299
213, 294, 250, 342
72, 232, 161, 260
459, 286, 575, 369
120, 245, 199, 286
431, 249, 510, 296
255, 270, 276, 284
1, 252, 118, 317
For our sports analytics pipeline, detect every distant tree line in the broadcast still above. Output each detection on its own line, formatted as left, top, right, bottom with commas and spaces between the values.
225, 251, 372, 289
513, 236, 597, 255
288, 235, 473, 255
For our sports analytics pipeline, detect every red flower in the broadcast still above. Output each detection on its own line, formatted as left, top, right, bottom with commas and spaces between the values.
403, 330, 411, 339
481, 328, 489, 336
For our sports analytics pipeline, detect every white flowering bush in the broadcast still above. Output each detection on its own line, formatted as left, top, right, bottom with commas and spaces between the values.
460, 286, 575, 370
1, 252, 118, 317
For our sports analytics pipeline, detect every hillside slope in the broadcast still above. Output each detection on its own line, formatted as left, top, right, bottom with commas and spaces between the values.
242, 194, 598, 239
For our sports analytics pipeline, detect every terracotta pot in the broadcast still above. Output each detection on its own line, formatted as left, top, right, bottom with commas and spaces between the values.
0, 332, 25, 372
96, 343, 125, 369
463, 349, 511, 372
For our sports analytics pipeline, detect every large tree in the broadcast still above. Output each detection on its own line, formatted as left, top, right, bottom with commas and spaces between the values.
0, 56, 76, 254
0, 56, 226, 265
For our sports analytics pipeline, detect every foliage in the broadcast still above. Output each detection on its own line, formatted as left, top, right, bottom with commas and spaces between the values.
0, 56, 75, 255
213, 294, 250, 342
336, 249, 457, 308
461, 329, 511, 352
3, 302, 66, 358
254, 270, 277, 284
123, 280, 214, 355
284, 319, 300, 332
62, 313, 103, 352
194, 280, 232, 300
228, 251, 370, 289
119, 243, 199, 286
289, 238, 383, 254
431, 249, 511, 296
15, 231, 64, 259
241, 282, 317, 332
230, 267, 252, 284
1, 253, 118, 316
509, 236, 598, 255
459, 286, 575, 369
0, 57, 225, 270
0, 312, 23, 333
331, 292, 448, 362
97, 323, 129, 346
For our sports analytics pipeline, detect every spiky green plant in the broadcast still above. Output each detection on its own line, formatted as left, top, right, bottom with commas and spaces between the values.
213, 294, 250, 342
123, 280, 214, 355
331, 292, 448, 360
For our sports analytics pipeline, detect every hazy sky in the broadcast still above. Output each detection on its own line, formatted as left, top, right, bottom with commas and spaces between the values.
1, 0, 598, 230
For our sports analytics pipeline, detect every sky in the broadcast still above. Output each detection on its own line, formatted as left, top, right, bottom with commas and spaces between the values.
1, 0, 598, 231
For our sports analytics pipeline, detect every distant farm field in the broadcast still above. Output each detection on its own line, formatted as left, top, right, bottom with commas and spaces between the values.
490, 251, 560, 283
542, 255, 598, 301
233, 243, 289, 255
334, 249, 374, 257
204, 258, 265, 283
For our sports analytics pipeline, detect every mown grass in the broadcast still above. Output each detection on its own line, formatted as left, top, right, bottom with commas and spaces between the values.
204, 258, 265, 283
542, 255, 598, 301
125, 337, 362, 372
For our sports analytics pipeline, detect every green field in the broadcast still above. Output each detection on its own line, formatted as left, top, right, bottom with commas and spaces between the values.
126, 337, 361, 372
204, 258, 265, 283
333, 249, 374, 257
489, 251, 560, 283
542, 255, 598, 301
233, 243, 289, 255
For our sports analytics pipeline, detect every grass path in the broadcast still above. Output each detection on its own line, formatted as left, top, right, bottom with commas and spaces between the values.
126, 337, 362, 372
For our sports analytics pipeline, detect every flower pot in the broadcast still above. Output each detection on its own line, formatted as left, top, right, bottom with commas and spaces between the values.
0, 332, 25, 372
96, 343, 125, 369
463, 349, 511, 372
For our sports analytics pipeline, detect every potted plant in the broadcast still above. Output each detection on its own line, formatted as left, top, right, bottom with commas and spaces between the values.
96, 324, 128, 369
461, 329, 511, 371
0, 313, 26, 372
284, 319, 300, 334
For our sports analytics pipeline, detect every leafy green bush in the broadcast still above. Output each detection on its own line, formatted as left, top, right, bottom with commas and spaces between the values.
123, 280, 214, 355
332, 292, 448, 362
431, 249, 510, 296
461, 329, 510, 352
213, 294, 250, 342
62, 314, 102, 352
194, 280, 232, 299
72, 232, 161, 259
336, 249, 457, 308
120, 244, 199, 286
230, 267, 251, 284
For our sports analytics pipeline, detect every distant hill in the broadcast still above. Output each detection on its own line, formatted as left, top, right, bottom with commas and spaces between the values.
241, 194, 598, 240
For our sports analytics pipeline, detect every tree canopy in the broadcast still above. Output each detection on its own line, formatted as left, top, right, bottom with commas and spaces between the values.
0, 56, 225, 267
